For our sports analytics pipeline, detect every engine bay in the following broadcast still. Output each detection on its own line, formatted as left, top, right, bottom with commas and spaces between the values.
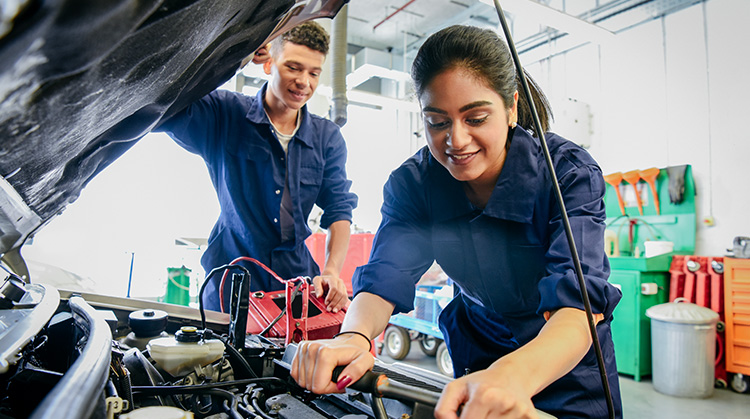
0, 273, 449, 419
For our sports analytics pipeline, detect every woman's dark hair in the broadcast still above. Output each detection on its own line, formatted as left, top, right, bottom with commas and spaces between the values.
411, 25, 552, 135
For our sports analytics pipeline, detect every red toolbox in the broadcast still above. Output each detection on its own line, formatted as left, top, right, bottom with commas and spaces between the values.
669, 255, 727, 386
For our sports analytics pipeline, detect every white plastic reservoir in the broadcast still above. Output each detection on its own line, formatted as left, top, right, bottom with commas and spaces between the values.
148, 326, 224, 377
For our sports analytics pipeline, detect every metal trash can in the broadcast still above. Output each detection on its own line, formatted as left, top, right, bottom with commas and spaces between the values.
646, 298, 719, 398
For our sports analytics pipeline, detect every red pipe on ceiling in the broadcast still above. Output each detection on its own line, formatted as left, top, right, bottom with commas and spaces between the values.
373, 0, 418, 31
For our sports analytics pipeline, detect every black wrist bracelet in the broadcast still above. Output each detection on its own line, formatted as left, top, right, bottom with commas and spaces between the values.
333, 331, 373, 351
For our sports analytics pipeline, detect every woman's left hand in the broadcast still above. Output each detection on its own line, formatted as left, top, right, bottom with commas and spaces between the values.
434, 368, 539, 419
435, 307, 597, 418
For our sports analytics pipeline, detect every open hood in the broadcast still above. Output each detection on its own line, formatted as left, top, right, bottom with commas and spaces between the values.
0, 0, 348, 278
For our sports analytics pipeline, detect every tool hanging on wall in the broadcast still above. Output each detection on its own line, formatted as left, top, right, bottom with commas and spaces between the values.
639, 167, 661, 215
629, 219, 639, 256
667, 164, 688, 204
622, 170, 644, 215
603, 172, 626, 216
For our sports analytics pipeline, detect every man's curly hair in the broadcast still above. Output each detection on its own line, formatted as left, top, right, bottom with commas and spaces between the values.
270, 21, 330, 57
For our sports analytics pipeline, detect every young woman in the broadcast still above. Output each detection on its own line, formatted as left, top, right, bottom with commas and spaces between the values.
291, 25, 623, 419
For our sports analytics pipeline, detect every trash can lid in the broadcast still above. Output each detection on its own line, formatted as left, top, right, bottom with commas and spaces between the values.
646, 298, 719, 324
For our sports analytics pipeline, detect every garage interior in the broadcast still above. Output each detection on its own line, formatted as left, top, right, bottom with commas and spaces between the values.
10, 0, 750, 418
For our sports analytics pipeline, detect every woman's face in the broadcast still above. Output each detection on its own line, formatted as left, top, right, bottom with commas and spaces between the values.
420, 67, 518, 191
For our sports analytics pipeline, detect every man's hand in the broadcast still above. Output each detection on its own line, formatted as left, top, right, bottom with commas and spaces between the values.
311, 274, 349, 313
251, 43, 272, 64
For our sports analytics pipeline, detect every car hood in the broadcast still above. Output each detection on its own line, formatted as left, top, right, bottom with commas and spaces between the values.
0, 0, 347, 277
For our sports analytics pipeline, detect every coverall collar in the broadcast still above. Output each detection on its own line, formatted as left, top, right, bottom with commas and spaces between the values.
430, 127, 541, 224
246, 83, 314, 148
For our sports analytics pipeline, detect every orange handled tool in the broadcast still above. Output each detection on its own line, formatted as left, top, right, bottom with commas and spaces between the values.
639, 167, 661, 215
603, 172, 626, 216
622, 170, 643, 215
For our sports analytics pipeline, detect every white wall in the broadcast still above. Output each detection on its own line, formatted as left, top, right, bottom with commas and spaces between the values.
532, 0, 750, 255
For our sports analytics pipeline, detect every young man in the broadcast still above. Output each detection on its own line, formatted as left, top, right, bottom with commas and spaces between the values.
159, 21, 357, 313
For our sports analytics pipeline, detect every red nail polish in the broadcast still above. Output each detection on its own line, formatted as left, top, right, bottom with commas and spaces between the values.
336, 376, 352, 390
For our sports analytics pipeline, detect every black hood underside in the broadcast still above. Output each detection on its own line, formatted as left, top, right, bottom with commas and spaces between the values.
1, 0, 292, 219
0, 0, 346, 270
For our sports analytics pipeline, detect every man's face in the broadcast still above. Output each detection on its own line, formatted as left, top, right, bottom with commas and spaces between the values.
263, 42, 325, 112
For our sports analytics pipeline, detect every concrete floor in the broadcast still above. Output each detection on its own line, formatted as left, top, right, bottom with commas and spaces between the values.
377, 342, 750, 418
618, 375, 749, 418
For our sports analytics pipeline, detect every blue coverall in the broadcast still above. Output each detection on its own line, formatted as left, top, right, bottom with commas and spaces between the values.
353, 127, 623, 418
159, 85, 358, 311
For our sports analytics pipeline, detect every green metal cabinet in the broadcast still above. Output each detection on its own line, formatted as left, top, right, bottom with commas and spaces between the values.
608, 255, 670, 381
602, 166, 695, 381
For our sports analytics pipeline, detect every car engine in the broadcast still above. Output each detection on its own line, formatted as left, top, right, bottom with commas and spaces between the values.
0, 273, 450, 419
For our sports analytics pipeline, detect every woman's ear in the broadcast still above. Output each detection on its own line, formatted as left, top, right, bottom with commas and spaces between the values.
509, 90, 519, 127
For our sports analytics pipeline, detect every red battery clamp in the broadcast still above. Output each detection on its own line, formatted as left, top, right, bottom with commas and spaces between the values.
245, 278, 347, 345
219, 257, 346, 345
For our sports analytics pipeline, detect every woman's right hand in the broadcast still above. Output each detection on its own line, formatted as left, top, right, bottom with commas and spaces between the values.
291, 332, 375, 394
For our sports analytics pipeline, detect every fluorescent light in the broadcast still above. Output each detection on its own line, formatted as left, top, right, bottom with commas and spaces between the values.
315, 85, 419, 113
346, 63, 411, 89
480, 0, 616, 44
346, 90, 419, 113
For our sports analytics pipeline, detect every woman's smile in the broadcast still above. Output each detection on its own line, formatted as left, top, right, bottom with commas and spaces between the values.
447, 150, 479, 165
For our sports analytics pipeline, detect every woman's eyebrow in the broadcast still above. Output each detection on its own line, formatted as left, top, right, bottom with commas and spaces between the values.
459, 100, 492, 112
422, 100, 493, 114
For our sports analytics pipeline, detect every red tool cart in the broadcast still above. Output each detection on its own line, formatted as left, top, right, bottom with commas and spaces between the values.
306, 232, 374, 297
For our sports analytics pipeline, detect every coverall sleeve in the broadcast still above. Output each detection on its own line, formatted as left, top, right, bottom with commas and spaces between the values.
155, 90, 230, 160
537, 156, 621, 319
352, 166, 436, 315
